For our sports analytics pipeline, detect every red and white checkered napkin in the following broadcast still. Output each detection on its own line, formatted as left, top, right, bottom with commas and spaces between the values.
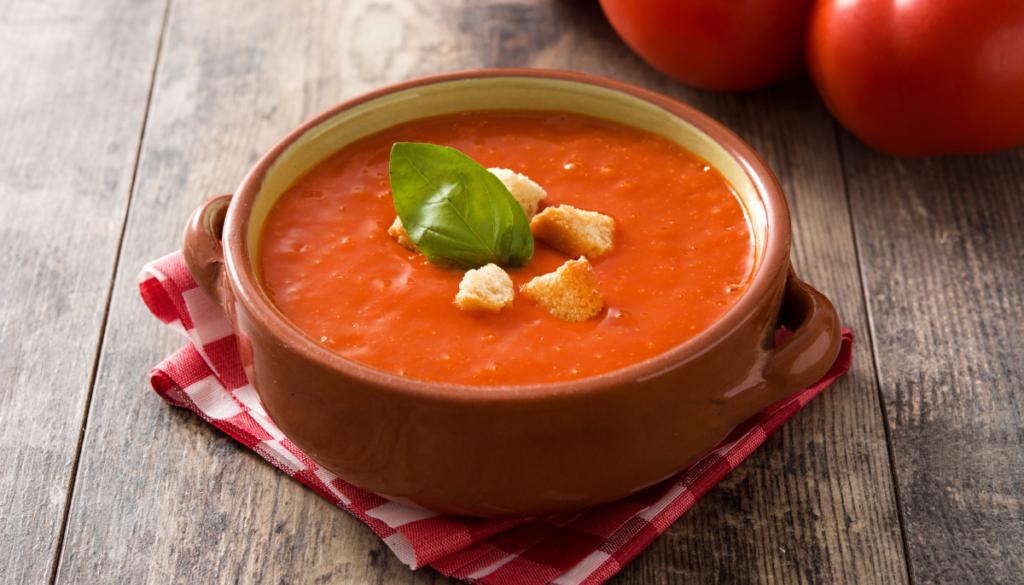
140, 251, 853, 585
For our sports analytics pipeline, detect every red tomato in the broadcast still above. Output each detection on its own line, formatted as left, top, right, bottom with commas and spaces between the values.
598, 0, 816, 92
806, 0, 1024, 157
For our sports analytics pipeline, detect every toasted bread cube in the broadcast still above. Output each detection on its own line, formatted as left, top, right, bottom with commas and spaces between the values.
456, 264, 514, 312
530, 205, 615, 259
488, 167, 547, 219
522, 257, 603, 322
388, 217, 419, 252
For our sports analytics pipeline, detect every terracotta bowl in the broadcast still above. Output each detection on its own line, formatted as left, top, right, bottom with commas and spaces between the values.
182, 69, 842, 518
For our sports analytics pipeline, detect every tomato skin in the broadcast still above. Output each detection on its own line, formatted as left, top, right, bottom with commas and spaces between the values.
599, 0, 816, 92
806, 0, 1024, 157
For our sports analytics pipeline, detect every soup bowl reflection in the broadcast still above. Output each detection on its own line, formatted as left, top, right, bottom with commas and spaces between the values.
181, 69, 842, 518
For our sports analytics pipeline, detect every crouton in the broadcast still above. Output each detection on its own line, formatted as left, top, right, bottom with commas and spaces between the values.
522, 257, 603, 322
456, 264, 514, 312
388, 217, 419, 252
488, 167, 547, 219
530, 205, 615, 259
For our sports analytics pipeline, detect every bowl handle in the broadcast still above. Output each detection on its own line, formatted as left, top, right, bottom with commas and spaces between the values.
762, 268, 843, 402
182, 194, 233, 306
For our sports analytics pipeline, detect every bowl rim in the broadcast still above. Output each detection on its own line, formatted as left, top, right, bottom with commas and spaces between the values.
222, 68, 790, 402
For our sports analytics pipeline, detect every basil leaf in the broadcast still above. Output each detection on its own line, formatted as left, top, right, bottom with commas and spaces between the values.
389, 142, 534, 270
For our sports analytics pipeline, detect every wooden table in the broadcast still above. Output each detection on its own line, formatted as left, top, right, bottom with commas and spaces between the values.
3, 0, 1021, 582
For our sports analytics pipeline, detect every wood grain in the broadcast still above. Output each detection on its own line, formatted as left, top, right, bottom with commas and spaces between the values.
54, 0, 465, 582
843, 135, 1024, 583
0, 0, 165, 582
57, 0, 905, 583
533, 3, 908, 583
606, 81, 910, 584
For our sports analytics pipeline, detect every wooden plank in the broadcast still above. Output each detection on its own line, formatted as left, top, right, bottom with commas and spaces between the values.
539, 4, 908, 583
843, 133, 1024, 582
574, 47, 907, 585
608, 85, 910, 584
0, 0, 166, 582
58, 0, 906, 582
55, 0, 464, 582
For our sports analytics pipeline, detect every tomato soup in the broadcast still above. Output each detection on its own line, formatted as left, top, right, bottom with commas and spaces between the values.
258, 111, 755, 385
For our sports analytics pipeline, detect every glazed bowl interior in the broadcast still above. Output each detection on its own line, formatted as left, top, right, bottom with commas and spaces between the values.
245, 77, 768, 274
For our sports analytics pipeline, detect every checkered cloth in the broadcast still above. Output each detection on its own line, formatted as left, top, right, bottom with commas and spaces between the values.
140, 251, 853, 585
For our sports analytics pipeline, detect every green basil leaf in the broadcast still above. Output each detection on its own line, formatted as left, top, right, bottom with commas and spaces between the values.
389, 142, 534, 270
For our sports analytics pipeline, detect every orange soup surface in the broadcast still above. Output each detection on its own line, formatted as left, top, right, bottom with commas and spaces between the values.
259, 111, 755, 385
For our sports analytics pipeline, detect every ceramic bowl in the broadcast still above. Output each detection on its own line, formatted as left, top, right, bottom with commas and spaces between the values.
182, 69, 842, 518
